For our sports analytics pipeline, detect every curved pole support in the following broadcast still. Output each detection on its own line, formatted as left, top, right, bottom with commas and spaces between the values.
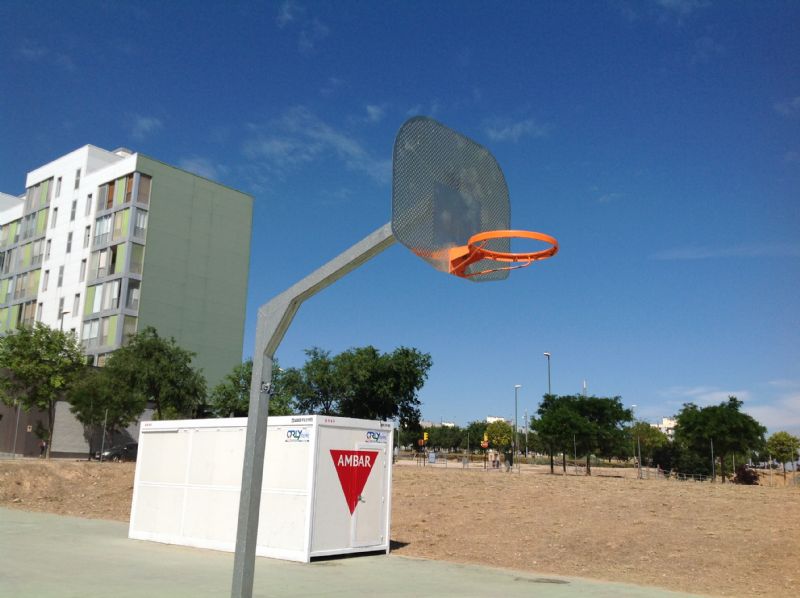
231, 222, 396, 598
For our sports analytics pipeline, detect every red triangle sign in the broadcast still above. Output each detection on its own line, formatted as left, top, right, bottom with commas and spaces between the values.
330, 450, 379, 515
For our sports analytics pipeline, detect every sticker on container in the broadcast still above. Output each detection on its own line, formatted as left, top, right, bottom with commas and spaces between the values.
365, 430, 388, 443
330, 449, 379, 514
285, 428, 310, 442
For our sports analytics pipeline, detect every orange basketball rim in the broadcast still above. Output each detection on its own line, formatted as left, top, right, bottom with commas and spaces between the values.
448, 229, 559, 279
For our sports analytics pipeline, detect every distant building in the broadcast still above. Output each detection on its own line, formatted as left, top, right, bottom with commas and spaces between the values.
651, 417, 677, 439
0, 145, 252, 457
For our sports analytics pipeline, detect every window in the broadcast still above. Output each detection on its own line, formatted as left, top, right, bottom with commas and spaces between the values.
57, 265, 64, 287
130, 244, 144, 275
58, 296, 65, 314
126, 279, 140, 309
20, 301, 36, 328
66, 232, 73, 254
101, 279, 120, 310
112, 209, 128, 241
36, 303, 43, 322
73, 293, 80, 316
21, 214, 36, 240
51, 207, 58, 228
94, 214, 112, 246
74, 168, 81, 190
85, 194, 92, 217
55, 177, 62, 197
45, 240, 51, 260
83, 226, 91, 248
123, 315, 137, 343
96, 353, 109, 367
136, 174, 151, 204
43, 270, 49, 291
125, 175, 134, 203
89, 245, 120, 280
82, 319, 99, 348
2, 248, 16, 274
32, 239, 44, 265
80, 259, 86, 282
134, 210, 148, 238
70, 200, 77, 222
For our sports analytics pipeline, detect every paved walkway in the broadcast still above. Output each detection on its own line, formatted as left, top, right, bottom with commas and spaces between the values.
0, 508, 698, 597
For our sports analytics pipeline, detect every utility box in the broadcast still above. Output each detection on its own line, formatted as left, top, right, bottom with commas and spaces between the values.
128, 415, 394, 562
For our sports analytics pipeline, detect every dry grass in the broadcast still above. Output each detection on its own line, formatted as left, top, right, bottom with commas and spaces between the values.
1, 459, 797, 596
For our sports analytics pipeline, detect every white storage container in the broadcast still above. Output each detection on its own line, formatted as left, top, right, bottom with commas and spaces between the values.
128, 415, 394, 562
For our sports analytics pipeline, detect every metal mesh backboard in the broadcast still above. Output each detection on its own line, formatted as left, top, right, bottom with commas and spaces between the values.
391, 116, 511, 281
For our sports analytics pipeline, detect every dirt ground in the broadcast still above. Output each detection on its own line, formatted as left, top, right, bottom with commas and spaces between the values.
1, 458, 797, 597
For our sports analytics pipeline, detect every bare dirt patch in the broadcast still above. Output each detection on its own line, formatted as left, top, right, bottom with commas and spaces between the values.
1, 458, 797, 596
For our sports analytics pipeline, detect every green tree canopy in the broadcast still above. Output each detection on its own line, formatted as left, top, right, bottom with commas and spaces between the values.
104, 326, 206, 419
533, 394, 633, 474
627, 421, 669, 464
284, 345, 432, 428
486, 420, 513, 449
766, 431, 800, 480
674, 396, 766, 482
68, 367, 148, 456
208, 359, 293, 418
0, 323, 86, 454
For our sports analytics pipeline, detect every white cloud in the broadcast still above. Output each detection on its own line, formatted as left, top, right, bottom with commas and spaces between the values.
298, 18, 329, 54
242, 106, 390, 184
18, 40, 48, 60
178, 157, 226, 180
276, 0, 300, 28
775, 96, 800, 118
655, 0, 710, 17
365, 105, 385, 123
691, 36, 724, 65
131, 115, 163, 140
17, 40, 75, 71
745, 394, 800, 435
652, 243, 800, 260
484, 118, 550, 142
660, 386, 751, 406
321, 77, 343, 97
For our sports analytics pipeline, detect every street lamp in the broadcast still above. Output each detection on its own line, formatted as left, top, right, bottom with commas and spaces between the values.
543, 352, 551, 395
514, 384, 521, 470
59, 310, 70, 332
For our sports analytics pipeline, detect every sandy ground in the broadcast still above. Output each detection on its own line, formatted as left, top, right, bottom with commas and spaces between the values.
1, 458, 797, 597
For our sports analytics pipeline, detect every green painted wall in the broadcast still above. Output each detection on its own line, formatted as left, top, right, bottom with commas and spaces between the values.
134, 156, 252, 388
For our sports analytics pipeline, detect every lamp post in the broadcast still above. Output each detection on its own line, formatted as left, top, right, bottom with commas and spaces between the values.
514, 384, 521, 470
543, 352, 551, 395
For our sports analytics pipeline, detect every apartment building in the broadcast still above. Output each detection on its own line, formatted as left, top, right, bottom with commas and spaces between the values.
0, 145, 253, 390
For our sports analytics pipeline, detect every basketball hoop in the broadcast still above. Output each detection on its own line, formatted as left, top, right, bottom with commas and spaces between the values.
448, 229, 559, 278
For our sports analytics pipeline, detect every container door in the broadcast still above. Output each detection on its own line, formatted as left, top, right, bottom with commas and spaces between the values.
351, 443, 387, 548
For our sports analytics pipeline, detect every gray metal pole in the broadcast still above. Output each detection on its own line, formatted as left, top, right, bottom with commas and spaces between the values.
12, 401, 21, 458
574, 433, 578, 475
99, 408, 108, 461
231, 223, 396, 598
514, 385, 520, 473
710, 438, 715, 482
524, 408, 528, 459
544, 353, 551, 395
637, 435, 642, 479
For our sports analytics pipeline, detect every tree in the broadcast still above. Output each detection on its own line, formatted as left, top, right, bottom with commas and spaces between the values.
68, 367, 147, 457
0, 324, 86, 456
674, 397, 765, 482
208, 359, 293, 417
283, 348, 342, 415
486, 420, 512, 450
464, 420, 489, 452
533, 394, 633, 474
284, 345, 432, 428
766, 431, 800, 481
104, 326, 206, 419
627, 422, 669, 466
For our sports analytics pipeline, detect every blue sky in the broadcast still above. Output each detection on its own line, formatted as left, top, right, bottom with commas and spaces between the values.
1, 1, 798, 434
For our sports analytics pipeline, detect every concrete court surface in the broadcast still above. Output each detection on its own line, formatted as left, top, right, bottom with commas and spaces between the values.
0, 508, 699, 598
